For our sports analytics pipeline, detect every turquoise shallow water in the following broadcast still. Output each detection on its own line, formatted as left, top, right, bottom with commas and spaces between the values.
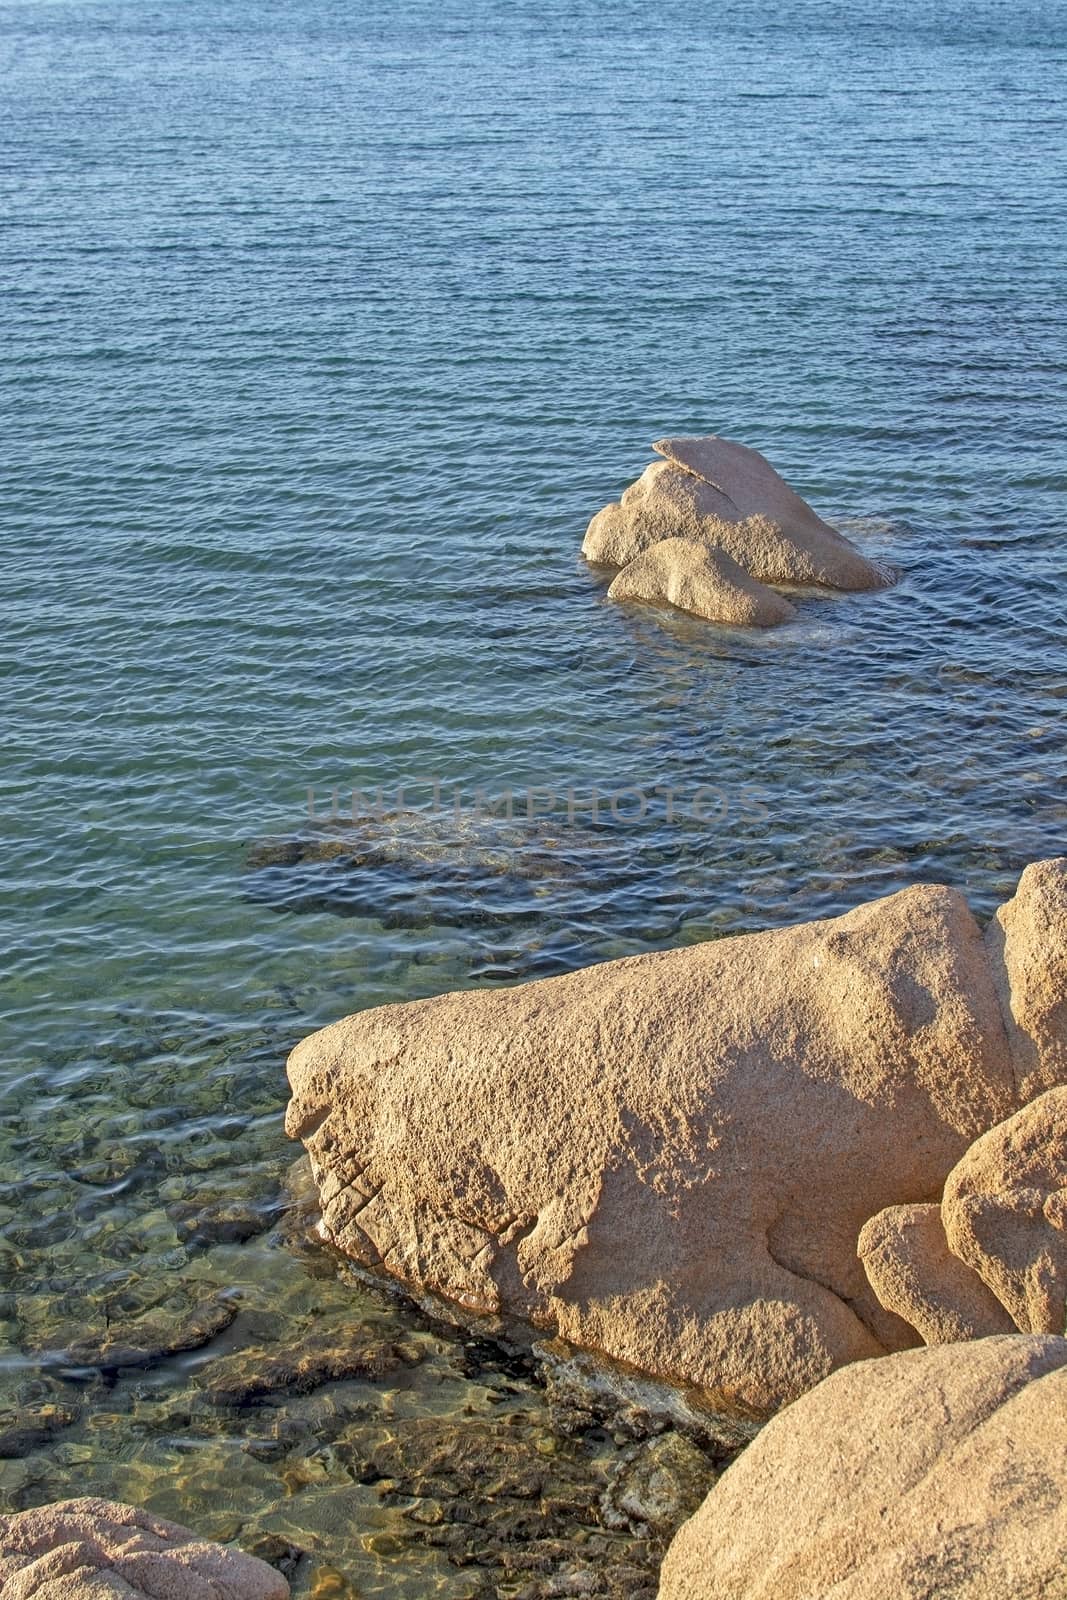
2, 0, 1066, 1592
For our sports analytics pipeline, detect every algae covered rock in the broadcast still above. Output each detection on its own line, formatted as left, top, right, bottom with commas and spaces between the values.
287, 868, 1040, 1416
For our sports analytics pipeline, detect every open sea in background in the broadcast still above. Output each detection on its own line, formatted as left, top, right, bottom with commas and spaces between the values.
1, 0, 1065, 1593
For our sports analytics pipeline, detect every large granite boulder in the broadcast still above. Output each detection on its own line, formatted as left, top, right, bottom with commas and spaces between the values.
858, 1202, 1014, 1344
285, 865, 1067, 1416
582, 437, 888, 592
943, 1085, 1067, 1335
856, 860, 1067, 1347
657, 1335, 1067, 1600
606, 537, 796, 627
0, 1498, 289, 1599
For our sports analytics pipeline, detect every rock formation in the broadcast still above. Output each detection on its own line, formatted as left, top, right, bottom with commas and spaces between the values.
0, 1497, 289, 1599
858, 1203, 1015, 1343
583, 436, 890, 610
606, 538, 796, 627
656, 1335, 1067, 1600
862, 1086, 1067, 1346
984, 853, 1067, 1104
858, 869, 1067, 1345
286, 858, 1067, 1417
943, 1085, 1067, 1335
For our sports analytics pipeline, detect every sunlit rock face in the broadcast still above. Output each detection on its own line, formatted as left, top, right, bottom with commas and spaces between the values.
656, 1335, 1067, 1600
607, 538, 797, 628
287, 861, 1067, 1417
583, 435, 892, 593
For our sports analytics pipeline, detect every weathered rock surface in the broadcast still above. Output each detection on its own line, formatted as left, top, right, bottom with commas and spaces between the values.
607, 538, 796, 628
657, 1335, 1067, 1600
582, 439, 888, 592
943, 1085, 1067, 1335
985, 854, 1067, 1104
0, 1496, 289, 1599
858, 1202, 1014, 1344
652, 434, 845, 542
287, 868, 1057, 1415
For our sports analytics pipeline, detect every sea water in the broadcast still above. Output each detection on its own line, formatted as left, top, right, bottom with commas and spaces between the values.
1, 0, 1065, 1593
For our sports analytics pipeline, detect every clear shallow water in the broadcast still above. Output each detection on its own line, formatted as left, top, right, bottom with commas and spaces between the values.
1, 0, 1066, 1591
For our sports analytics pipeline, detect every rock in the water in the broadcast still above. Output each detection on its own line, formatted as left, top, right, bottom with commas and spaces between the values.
606, 538, 796, 628
57, 1294, 240, 1375
652, 435, 844, 542
943, 1085, 1067, 1335
287, 868, 1046, 1415
657, 1335, 1067, 1600
601, 1433, 718, 1540
0, 1404, 79, 1462
858, 1202, 1014, 1344
167, 1196, 282, 1249
582, 441, 888, 592
0, 1496, 289, 1599
198, 1326, 411, 1407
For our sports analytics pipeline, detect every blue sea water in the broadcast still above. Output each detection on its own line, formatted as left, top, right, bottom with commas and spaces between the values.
1, 0, 1065, 1591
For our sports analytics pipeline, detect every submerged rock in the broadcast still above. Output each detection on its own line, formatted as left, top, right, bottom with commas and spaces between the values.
607, 539, 796, 628
601, 1433, 717, 1540
657, 1336, 1067, 1600
243, 808, 612, 957
56, 1293, 240, 1375
0, 1496, 289, 1599
167, 1196, 283, 1250
582, 438, 889, 593
332, 1407, 715, 1592
287, 861, 1067, 1415
197, 1326, 414, 1407
0, 1403, 79, 1461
